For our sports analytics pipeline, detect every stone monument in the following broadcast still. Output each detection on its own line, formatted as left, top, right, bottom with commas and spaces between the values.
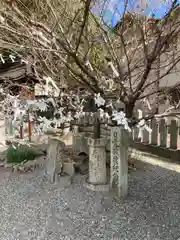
110, 126, 129, 198
85, 137, 109, 191
45, 138, 66, 182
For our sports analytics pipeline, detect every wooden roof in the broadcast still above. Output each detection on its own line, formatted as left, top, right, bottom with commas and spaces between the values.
0, 61, 39, 84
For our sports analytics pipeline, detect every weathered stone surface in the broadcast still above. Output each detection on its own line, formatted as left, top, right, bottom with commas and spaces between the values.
30, 134, 49, 144
110, 127, 128, 198
88, 138, 107, 185
45, 138, 77, 183
72, 132, 89, 155
45, 138, 66, 182
84, 181, 109, 192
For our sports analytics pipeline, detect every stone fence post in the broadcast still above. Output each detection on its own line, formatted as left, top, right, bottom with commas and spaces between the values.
87, 138, 107, 185
110, 126, 129, 198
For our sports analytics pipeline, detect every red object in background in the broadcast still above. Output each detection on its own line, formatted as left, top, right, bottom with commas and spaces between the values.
20, 124, 24, 139
28, 117, 32, 142
20, 87, 34, 100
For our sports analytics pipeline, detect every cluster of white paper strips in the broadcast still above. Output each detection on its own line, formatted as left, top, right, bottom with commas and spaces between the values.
3, 92, 152, 138
94, 93, 152, 138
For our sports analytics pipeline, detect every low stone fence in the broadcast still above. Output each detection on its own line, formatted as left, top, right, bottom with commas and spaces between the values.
73, 120, 180, 198
131, 117, 180, 162
77, 118, 180, 163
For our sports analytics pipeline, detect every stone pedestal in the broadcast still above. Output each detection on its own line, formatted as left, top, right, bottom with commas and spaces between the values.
110, 126, 129, 198
88, 138, 107, 185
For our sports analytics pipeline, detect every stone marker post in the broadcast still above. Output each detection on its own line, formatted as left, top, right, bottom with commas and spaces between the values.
88, 138, 107, 185
110, 126, 129, 198
46, 138, 65, 183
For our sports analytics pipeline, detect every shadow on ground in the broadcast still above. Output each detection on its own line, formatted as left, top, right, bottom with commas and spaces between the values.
0, 160, 180, 240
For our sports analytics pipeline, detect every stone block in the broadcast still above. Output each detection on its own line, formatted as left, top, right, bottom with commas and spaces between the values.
84, 180, 109, 192
73, 133, 87, 154
110, 127, 128, 198
87, 137, 107, 185
45, 138, 66, 183
88, 138, 107, 147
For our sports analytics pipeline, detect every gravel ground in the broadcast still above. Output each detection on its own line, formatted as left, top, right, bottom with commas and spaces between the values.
0, 162, 180, 240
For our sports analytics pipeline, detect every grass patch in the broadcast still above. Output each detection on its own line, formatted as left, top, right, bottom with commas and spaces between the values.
7, 145, 39, 164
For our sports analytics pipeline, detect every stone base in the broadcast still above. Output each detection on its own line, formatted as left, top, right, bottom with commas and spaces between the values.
84, 177, 109, 192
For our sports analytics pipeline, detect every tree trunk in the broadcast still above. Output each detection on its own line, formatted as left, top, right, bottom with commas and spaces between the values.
125, 103, 135, 118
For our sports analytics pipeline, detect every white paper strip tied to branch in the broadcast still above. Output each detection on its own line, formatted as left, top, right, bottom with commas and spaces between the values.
0, 15, 4, 23
38, 116, 52, 132
112, 111, 131, 132
66, 112, 73, 122
9, 54, 16, 63
85, 60, 93, 71
28, 113, 34, 122
99, 108, 104, 119
36, 100, 48, 112
0, 54, 5, 64
26, 99, 48, 112
107, 61, 119, 77
74, 111, 84, 119
141, 97, 152, 110
21, 59, 28, 65
94, 93, 105, 107
136, 119, 152, 139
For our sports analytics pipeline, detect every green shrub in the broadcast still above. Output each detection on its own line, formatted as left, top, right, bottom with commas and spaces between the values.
6, 145, 38, 163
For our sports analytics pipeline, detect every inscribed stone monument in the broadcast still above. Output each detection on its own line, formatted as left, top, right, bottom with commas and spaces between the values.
110, 126, 129, 198
45, 138, 65, 182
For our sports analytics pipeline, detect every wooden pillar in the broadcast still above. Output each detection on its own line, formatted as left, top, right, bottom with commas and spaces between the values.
28, 115, 32, 142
